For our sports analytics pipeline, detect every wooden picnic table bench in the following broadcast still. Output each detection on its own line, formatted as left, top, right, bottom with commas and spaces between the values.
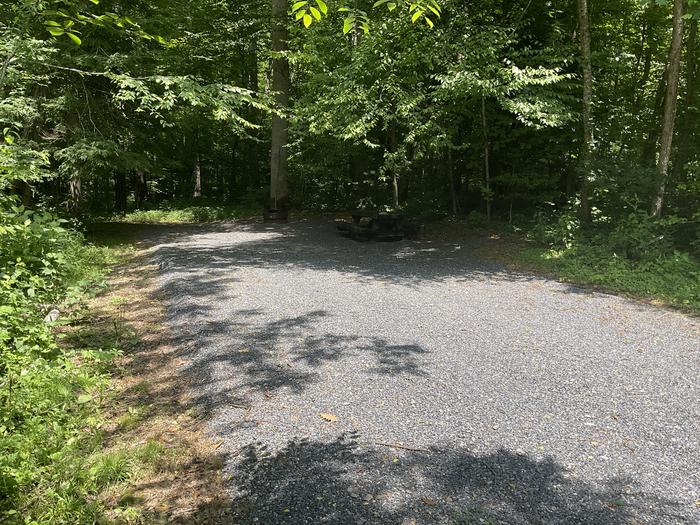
337, 210, 408, 242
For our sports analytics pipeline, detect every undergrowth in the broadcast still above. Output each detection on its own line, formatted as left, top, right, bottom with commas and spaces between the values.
0, 196, 161, 523
520, 206, 700, 312
105, 199, 260, 224
516, 245, 700, 311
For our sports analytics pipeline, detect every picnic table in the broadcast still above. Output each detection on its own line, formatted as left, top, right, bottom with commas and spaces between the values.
336, 209, 414, 241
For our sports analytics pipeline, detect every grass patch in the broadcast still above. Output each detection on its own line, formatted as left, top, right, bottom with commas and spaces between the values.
105, 199, 260, 224
74, 226, 230, 522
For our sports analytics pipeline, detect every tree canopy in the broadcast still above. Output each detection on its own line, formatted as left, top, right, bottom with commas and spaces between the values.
0, 0, 698, 232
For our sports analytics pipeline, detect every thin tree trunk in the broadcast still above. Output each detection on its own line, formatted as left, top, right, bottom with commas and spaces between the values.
509, 199, 514, 224
389, 120, 399, 209
246, 38, 260, 190
270, 0, 289, 208
193, 151, 202, 199
577, 0, 594, 221
232, 142, 239, 202
447, 147, 458, 215
651, 0, 684, 217
481, 96, 491, 222
135, 170, 147, 209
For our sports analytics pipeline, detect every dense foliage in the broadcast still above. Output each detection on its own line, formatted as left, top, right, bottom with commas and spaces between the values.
1, 0, 697, 222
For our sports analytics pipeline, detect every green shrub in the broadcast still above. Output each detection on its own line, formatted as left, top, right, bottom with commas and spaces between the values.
601, 210, 685, 260
0, 196, 123, 523
524, 203, 700, 311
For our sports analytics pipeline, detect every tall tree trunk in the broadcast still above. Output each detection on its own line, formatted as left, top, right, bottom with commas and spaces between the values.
651, 0, 684, 217
481, 96, 491, 222
247, 38, 260, 190
270, 0, 289, 208
672, 19, 698, 182
193, 151, 202, 199
115, 172, 127, 212
577, 0, 594, 221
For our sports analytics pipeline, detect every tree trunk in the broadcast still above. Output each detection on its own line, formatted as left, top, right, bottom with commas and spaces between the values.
135, 170, 147, 209
68, 176, 81, 214
389, 120, 399, 209
641, 68, 668, 167
115, 172, 127, 212
577, 0, 594, 221
672, 19, 698, 182
651, 0, 684, 217
247, 38, 261, 190
228, 143, 237, 203
447, 147, 458, 215
193, 151, 202, 199
270, 0, 289, 208
13, 180, 32, 207
481, 96, 491, 222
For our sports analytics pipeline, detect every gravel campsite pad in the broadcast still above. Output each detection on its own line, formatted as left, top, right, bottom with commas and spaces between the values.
152, 221, 699, 524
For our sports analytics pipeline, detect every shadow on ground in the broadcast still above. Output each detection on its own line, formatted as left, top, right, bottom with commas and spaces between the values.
184, 433, 682, 524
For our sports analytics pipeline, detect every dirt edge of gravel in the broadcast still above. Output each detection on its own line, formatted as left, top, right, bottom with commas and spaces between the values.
83, 240, 234, 523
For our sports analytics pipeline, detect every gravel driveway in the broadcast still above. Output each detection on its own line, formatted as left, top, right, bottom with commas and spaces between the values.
152, 221, 699, 524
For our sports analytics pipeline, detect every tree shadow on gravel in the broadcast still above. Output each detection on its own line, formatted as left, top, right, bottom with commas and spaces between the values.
186, 432, 685, 525
171, 308, 430, 412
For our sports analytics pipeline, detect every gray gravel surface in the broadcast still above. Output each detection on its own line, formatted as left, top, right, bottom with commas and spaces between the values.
151, 221, 700, 524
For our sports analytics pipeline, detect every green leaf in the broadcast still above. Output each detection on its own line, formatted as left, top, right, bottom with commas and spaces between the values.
89, 0, 100, 4
66, 32, 82, 45
77, 394, 92, 404
343, 17, 353, 34
388, 3, 397, 11
373, 0, 389, 6
411, 10, 422, 22
425, 15, 434, 27
310, 6, 322, 20
44, 20, 61, 26
296, 9, 306, 20
303, 13, 313, 27
315, 0, 328, 15
292, 1, 308, 12
47, 28, 65, 36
